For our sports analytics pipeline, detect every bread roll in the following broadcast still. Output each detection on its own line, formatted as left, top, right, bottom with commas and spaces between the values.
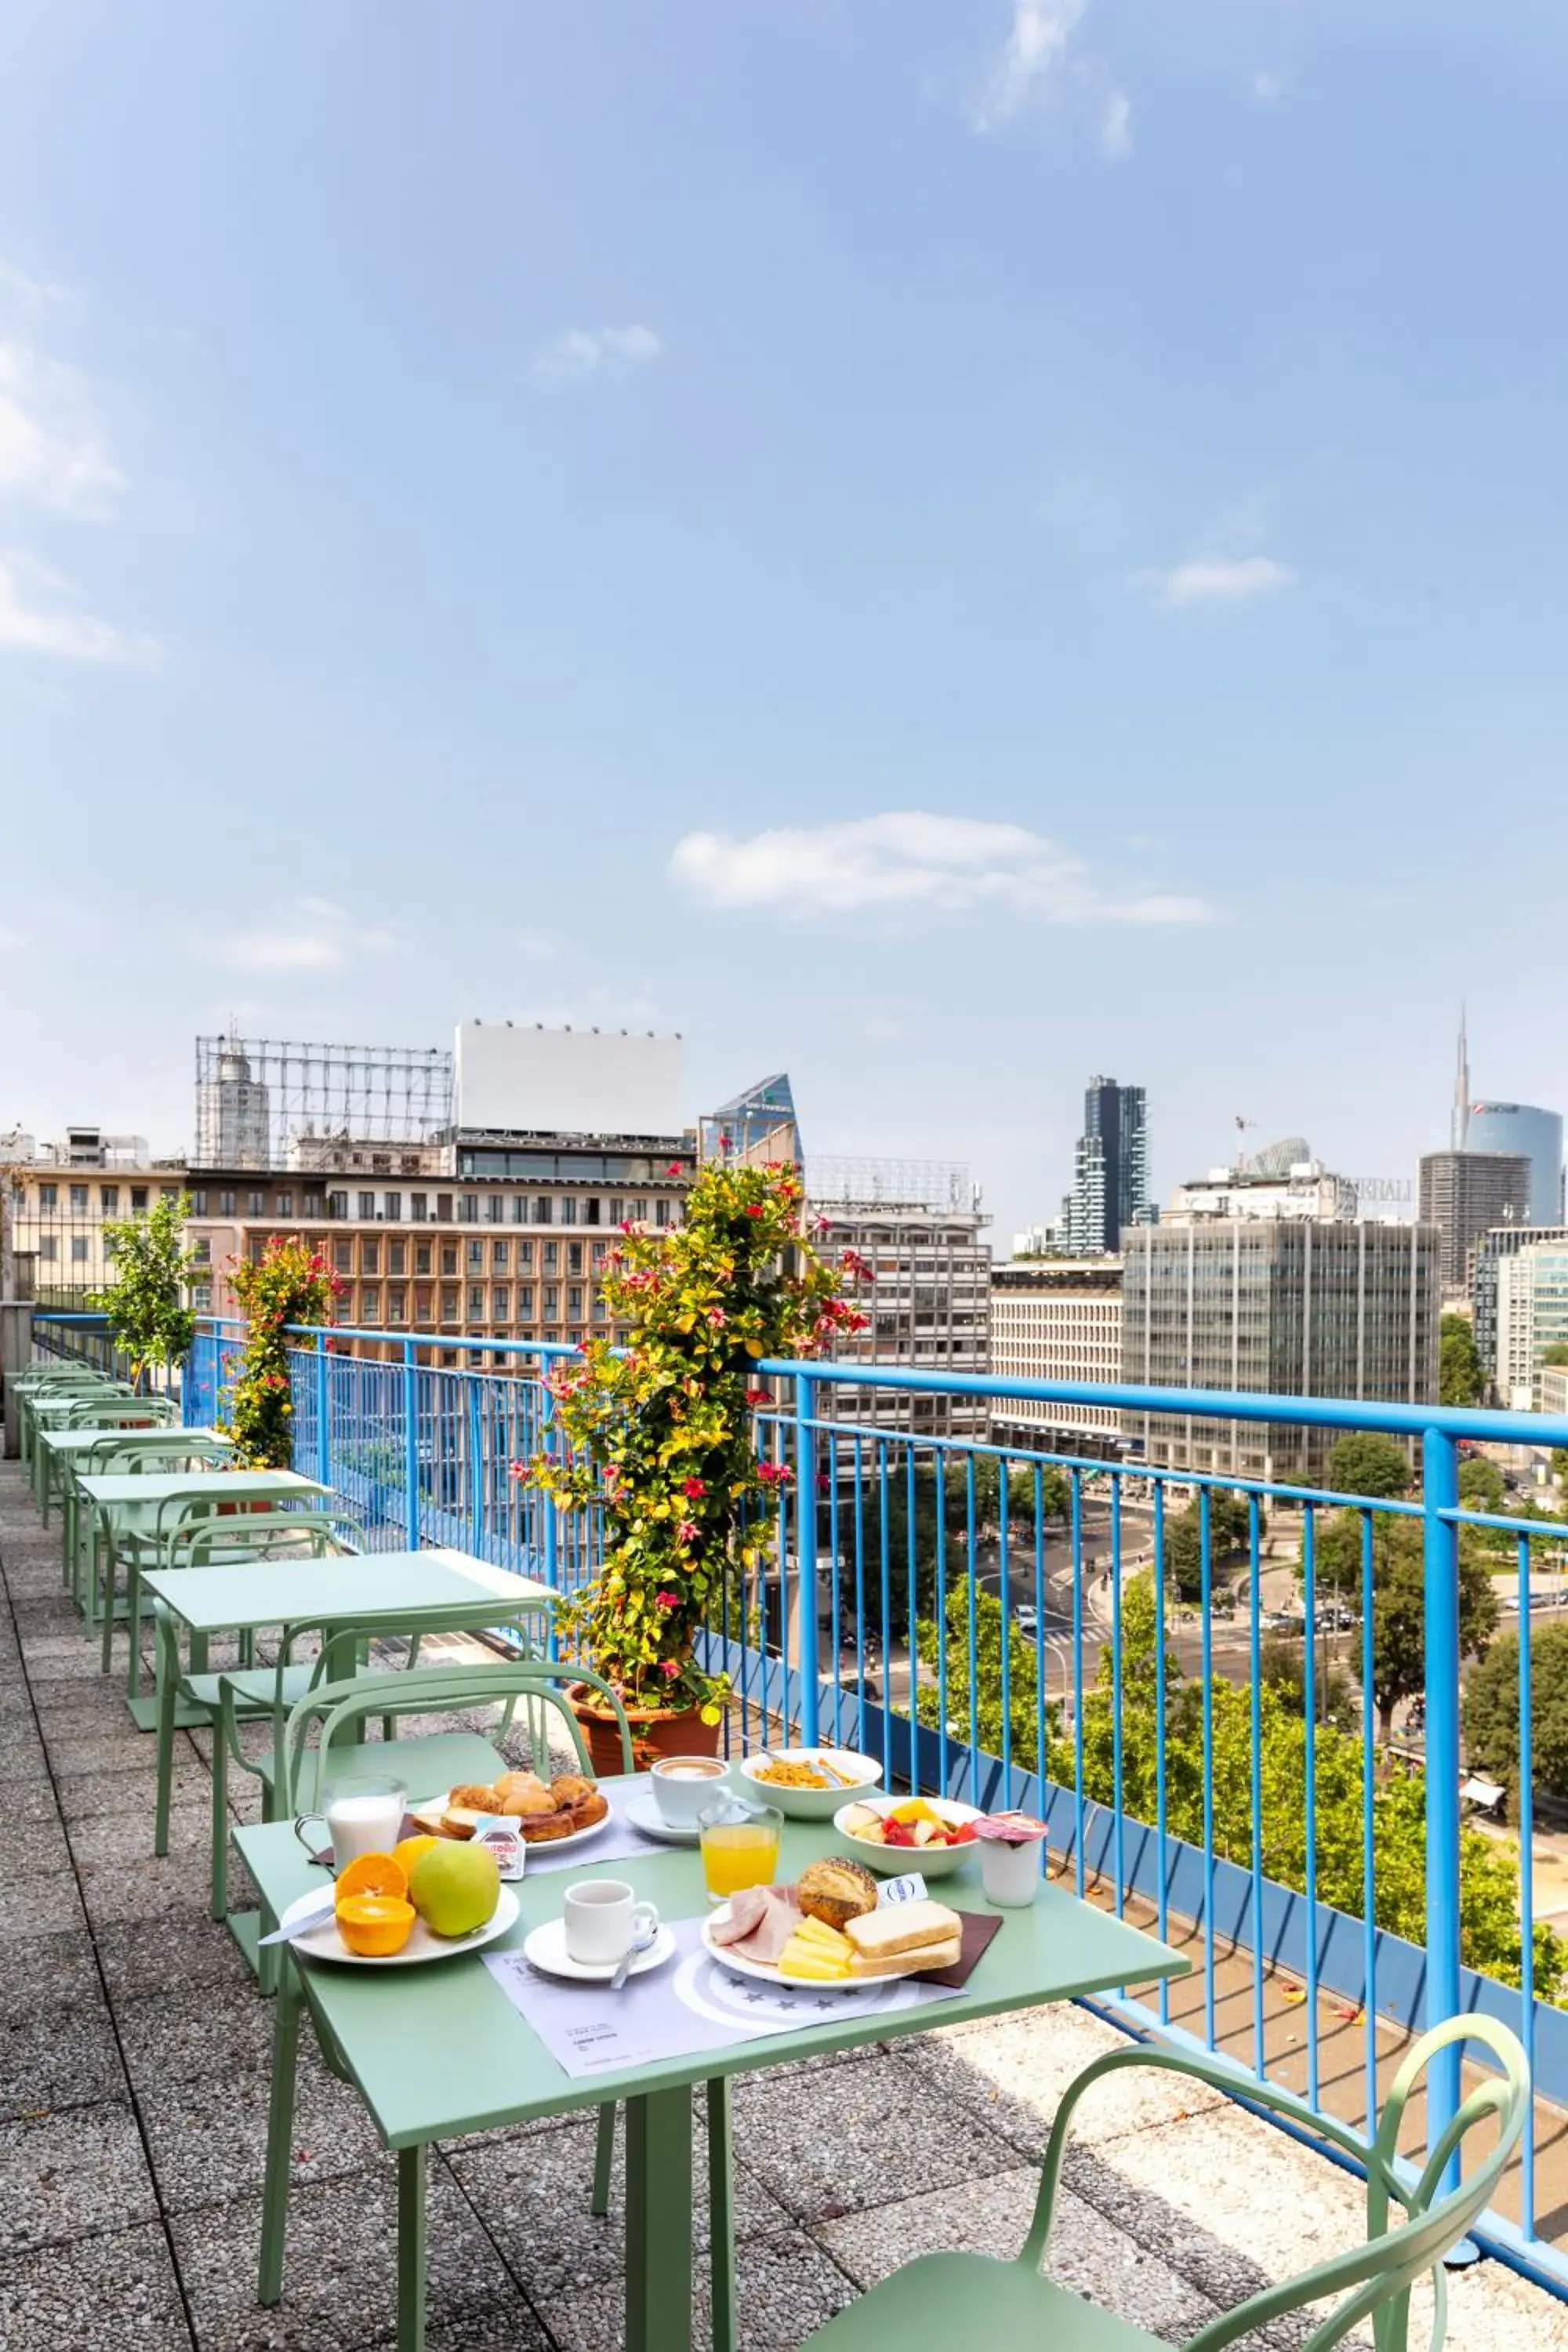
797, 1857, 879, 1931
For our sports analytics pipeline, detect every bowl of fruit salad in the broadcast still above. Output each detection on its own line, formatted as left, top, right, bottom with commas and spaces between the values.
832, 1793, 982, 1877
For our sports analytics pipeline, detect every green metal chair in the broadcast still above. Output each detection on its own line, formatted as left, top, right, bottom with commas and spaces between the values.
802, 2015, 1530, 2352
100, 1490, 351, 1687
258, 1661, 736, 2347
63, 1431, 234, 1607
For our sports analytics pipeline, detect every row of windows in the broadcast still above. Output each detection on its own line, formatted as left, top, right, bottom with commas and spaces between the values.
324, 1236, 608, 1279
33, 1182, 180, 1215
190, 1187, 676, 1229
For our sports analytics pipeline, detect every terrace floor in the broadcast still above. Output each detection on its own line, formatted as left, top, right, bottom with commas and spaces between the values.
2, 1459, 1566, 2351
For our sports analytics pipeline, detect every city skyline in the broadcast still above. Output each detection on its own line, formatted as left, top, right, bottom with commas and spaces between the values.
5, 7, 1568, 1243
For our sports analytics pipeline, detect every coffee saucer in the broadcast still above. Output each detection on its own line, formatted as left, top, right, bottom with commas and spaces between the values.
623, 1791, 701, 1846
521, 1918, 676, 1984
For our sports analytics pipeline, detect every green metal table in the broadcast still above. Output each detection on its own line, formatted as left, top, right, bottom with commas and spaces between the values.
145, 1547, 558, 1951
237, 1805, 1185, 2352
38, 1425, 233, 1598
27, 1390, 147, 1508
77, 1468, 329, 1719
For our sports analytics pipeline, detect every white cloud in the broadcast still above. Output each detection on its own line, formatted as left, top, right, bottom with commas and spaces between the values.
1099, 87, 1132, 158
216, 902, 398, 972
533, 325, 664, 383
971, 1, 1086, 132
670, 813, 1207, 925
0, 340, 123, 517
0, 553, 145, 661
1253, 70, 1286, 103
1155, 555, 1297, 608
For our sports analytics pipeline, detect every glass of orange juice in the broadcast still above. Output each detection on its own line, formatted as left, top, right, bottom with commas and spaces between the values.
698, 1798, 783, 1904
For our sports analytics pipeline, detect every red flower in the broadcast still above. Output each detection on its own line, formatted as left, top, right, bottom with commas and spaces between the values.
745, 1387, 770, 1407
508, 1459, 525, 1479
666, 1161, 684, 1175
655, 1590, 679, 1611
746, 1203, 764, 1218
681, 1476, 706, 1500
676, 1518, 699, 1543
661, 1658, 680, 1679
706, 1306, 727, 1327
757, 1460, 792, 1486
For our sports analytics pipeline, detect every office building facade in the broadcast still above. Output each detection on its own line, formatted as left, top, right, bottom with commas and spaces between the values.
4, 1131, 187, 1304
989, 1260, 1123, 1453
1495, 1243, 1568, 1410
1472, 1224, 1568, 1399
1066, 1077, 1148, 1254
1417, 1150, 1531, 1293
1465, 1102, 1564, 1229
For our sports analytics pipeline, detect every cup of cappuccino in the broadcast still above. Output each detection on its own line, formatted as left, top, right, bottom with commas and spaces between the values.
648, 1753, 730, 1828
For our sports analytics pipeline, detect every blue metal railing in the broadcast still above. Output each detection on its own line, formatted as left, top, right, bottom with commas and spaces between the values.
169, 1311, 1568, 2293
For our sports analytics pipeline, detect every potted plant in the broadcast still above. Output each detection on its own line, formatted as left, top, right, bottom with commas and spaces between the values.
520, 1162, 868, 1772
223, 1236, 343, 1471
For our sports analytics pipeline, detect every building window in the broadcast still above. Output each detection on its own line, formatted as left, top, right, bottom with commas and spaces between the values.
568, 1286, 583, 1316
544, 1240, 559, 1272
361, 1290, 381, 1324
459, 1194, 478, 1223
511, 1195, 528, 1224
191, 1237, 212, 1266
304, 1190, 323, 1216
492, 1286, 510, 1319
415, 1242, 432, 1276
585, 1197, 602, 1225
518, 1240, 534, 1270
100, 1185, 119, 1214
436, 1193, 452, 1221
518, 1284, 534, 1316
609, 1196, 624, 1224
219, 1190, 236, 1218
241, 1189, 261, 1218
468, 1284, 485, 1317
39, 1236, 57, 1262
593, 1294, 607, 1319
68, 1183, 88, 1211
358, 1192, 376, 1220
486, 1194, 503, 1225
389, 1287, 407, 1323
415, 1285, 433, 1321
410, 1192, 427, 1222
591, 1240, 607, 1266
442, 1287, 459, 1319
277, 1190, 293, 1218
655, 1200, 672, 1228
568, 1242, 583, 1275
328, 1191, 347, 1219
71, 1236, 89, 1263
129, 1185, 149, 1212
361, 1240, 380, 1276
333, 1240, 352, 1274
466, 1240, 484, 1270
193, 1282, 212, 1312
441, 1243, 458, 1276
534, 1196, 553, 1225
389, 1240, 406, 1276
190, 1189, 208, 1215
631, 1198, 648, 1222
38, 1183, 57, 1212
561, 1196, 577, 1226
384, 1192, 401, 1221
544, 1286, 560, 1317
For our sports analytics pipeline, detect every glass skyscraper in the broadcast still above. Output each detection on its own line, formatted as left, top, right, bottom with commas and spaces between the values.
1068, 1077, 1149, 1254
1464, 1102, 1564, 1227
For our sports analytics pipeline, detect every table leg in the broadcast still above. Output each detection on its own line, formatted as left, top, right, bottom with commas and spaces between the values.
397, 2143, 428, 2352
154, 1606, 177, 1857
625, 2085, 695, 2352
258, 1955, 303, 2307
99, 1519, 118, 1675
707, 2078, 737, 2352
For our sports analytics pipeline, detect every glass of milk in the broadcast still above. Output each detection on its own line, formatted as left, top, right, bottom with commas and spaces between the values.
295, 1773, 408, 1866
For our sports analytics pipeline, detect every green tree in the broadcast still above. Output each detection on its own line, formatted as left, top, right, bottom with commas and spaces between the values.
1326, 1432, 1413, 1501
1348, 1517, 1500, 1740
1543, 1345, 1568, 1368
1468, 1623, 1568, 1816
1458, 1455, 1505, 1514
1258, 1634, 1359, 1734
1161, 1490, 1258, 1604
913, 1584, 1058, 1769
92, 1192, 197, 1392
1440, 1312, 1486, 1406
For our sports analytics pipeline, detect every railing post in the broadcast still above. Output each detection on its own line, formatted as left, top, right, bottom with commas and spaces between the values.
1423, 1424, 1463, 2193
314, 1332, 331, 1494
402, 1338, 420, 1551
795, 1372, 819, 1747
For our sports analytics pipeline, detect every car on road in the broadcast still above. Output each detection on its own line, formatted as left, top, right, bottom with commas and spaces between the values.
1265, 1610, 1301, 1632
1013, 1606, 1039, 1639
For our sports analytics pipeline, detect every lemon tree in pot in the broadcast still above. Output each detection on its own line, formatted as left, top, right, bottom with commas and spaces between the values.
519, 1162, 867, 1773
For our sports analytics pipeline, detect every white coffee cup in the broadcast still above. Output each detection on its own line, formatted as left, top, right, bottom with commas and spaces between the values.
648, 1754, 730, 1828
563, 1878, 659, 1969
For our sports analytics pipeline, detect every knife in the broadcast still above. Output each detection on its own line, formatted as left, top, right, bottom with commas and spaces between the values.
257, 1889, 338, 1948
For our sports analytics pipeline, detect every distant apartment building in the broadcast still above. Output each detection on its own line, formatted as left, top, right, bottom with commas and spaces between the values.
1417, 1149, 1530, 1293
1120, 1165, 1439, 1482
1464, 1102, 1564, 1229
3, 1127, 187, 1303
1495, 1243, 1568, 1410
1065, 1077, 1149, 1254
989, 1259, 1122, 1455
1472, 1224, 1568, 1399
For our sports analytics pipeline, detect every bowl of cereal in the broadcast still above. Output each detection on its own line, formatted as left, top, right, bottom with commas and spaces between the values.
734, 1746, 882, 1821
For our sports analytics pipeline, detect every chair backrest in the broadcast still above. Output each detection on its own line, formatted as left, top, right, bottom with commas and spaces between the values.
1172, 2014, 1529, 2351
95, 1436, 231, 1475
172, 1509, 347, 1568
278, 1657, 635, 1808
67, 1396, 174, 1427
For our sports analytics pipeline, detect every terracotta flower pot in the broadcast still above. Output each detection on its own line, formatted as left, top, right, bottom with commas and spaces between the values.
568, 1683, 724, 1777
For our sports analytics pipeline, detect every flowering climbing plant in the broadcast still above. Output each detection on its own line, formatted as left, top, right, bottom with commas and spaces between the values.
223, 1236, 343, 1468
518, 1162, 869, 1722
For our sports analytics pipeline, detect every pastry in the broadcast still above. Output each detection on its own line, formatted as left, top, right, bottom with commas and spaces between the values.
449, 1782, 501, 1811
550, 1773, 595, 1809
797, 1857, 879, 1932
499, 1782, 557, 1821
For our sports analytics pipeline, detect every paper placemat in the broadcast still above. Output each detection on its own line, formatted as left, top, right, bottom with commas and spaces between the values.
484, 1915, 967, 2079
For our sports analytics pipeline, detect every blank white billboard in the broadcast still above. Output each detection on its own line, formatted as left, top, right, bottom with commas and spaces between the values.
454, 1022, 684, 1137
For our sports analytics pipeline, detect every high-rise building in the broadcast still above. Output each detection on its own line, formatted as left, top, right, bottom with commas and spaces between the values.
699, 1076, 802, 1170
989, 1259, 1122, 1454
1417, 1151, 1530, 1293
1464, 1103, 1564, 1229
1495, 1242, 1568, 1409
1066, 1077, 1147, 1254
1472, 1223, 1568, 1396
1120, 1173, 1439, 1481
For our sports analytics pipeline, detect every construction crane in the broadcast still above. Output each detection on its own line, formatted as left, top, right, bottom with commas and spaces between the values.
1233, 1115, 1256, 1171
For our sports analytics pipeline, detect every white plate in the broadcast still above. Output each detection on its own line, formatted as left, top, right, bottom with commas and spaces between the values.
417, 1791, 612, 1857
522, 1918, 677, 1983
701, 1904, 869, 1994
622, 1791, 700, 1846
281, 1883, 520, 1968
832, 1795, 982, 1878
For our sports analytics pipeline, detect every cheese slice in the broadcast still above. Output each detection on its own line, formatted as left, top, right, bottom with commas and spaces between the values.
779, 1936, 851, 1980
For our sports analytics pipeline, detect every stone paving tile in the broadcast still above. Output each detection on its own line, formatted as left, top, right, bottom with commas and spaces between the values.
0, 2100, 160, 2255
48, 1729, 173, 1779
0, 1867, 87, 1942
0, 1723, 48, 1775
138, 2045, 387, 2209
818, 2165, 1223, 2347
0, 1984, 125, 2122
397, 2300, 554, 2351
0, 1811, 73, 1877
0, 1926, 104, 2024
733, 2048, 1017, 2228
78, 1845, 258, 1927
68, 1795, 215, 1867
0, 2219, 194, 2352
0, 1778, 67, 1826
448, 2105, 793, 2300
118, 1975, 276, 2097
544, 2226, 855, 2352
169, 2166, 522, 2352
95, 1910, 255, 2005
56, 1751, 213, 1820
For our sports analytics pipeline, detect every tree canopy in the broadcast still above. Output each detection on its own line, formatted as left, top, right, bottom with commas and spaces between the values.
1440, 1312, 1486, 1406
1468, 1622, 1568, 1816
1326, 1432, 1413, 1501
1160, 1490, 1260, 1603
92, 1192, 197, 1388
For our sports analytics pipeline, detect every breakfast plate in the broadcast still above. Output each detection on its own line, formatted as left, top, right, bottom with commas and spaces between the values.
622, 1791, 700, 1846
416, 1791, 612, 1856
522, 1918, 677, 1983
279, 1883, 521, 1968
700, 1903, 873, 1994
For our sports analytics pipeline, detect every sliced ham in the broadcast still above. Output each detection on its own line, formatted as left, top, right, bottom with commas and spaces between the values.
709, 1886, 771, 1945
722, 1886, 802, 1965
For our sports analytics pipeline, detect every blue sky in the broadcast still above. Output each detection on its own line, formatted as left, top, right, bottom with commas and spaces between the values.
3, 2, 1566, 1243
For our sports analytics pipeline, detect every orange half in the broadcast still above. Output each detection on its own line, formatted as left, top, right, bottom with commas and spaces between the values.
335, 1893, 416, 1958
335, 1851, 408, 1904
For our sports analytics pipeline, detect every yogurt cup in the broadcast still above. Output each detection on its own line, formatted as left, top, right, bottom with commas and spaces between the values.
975, 1812, 1049, 1907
